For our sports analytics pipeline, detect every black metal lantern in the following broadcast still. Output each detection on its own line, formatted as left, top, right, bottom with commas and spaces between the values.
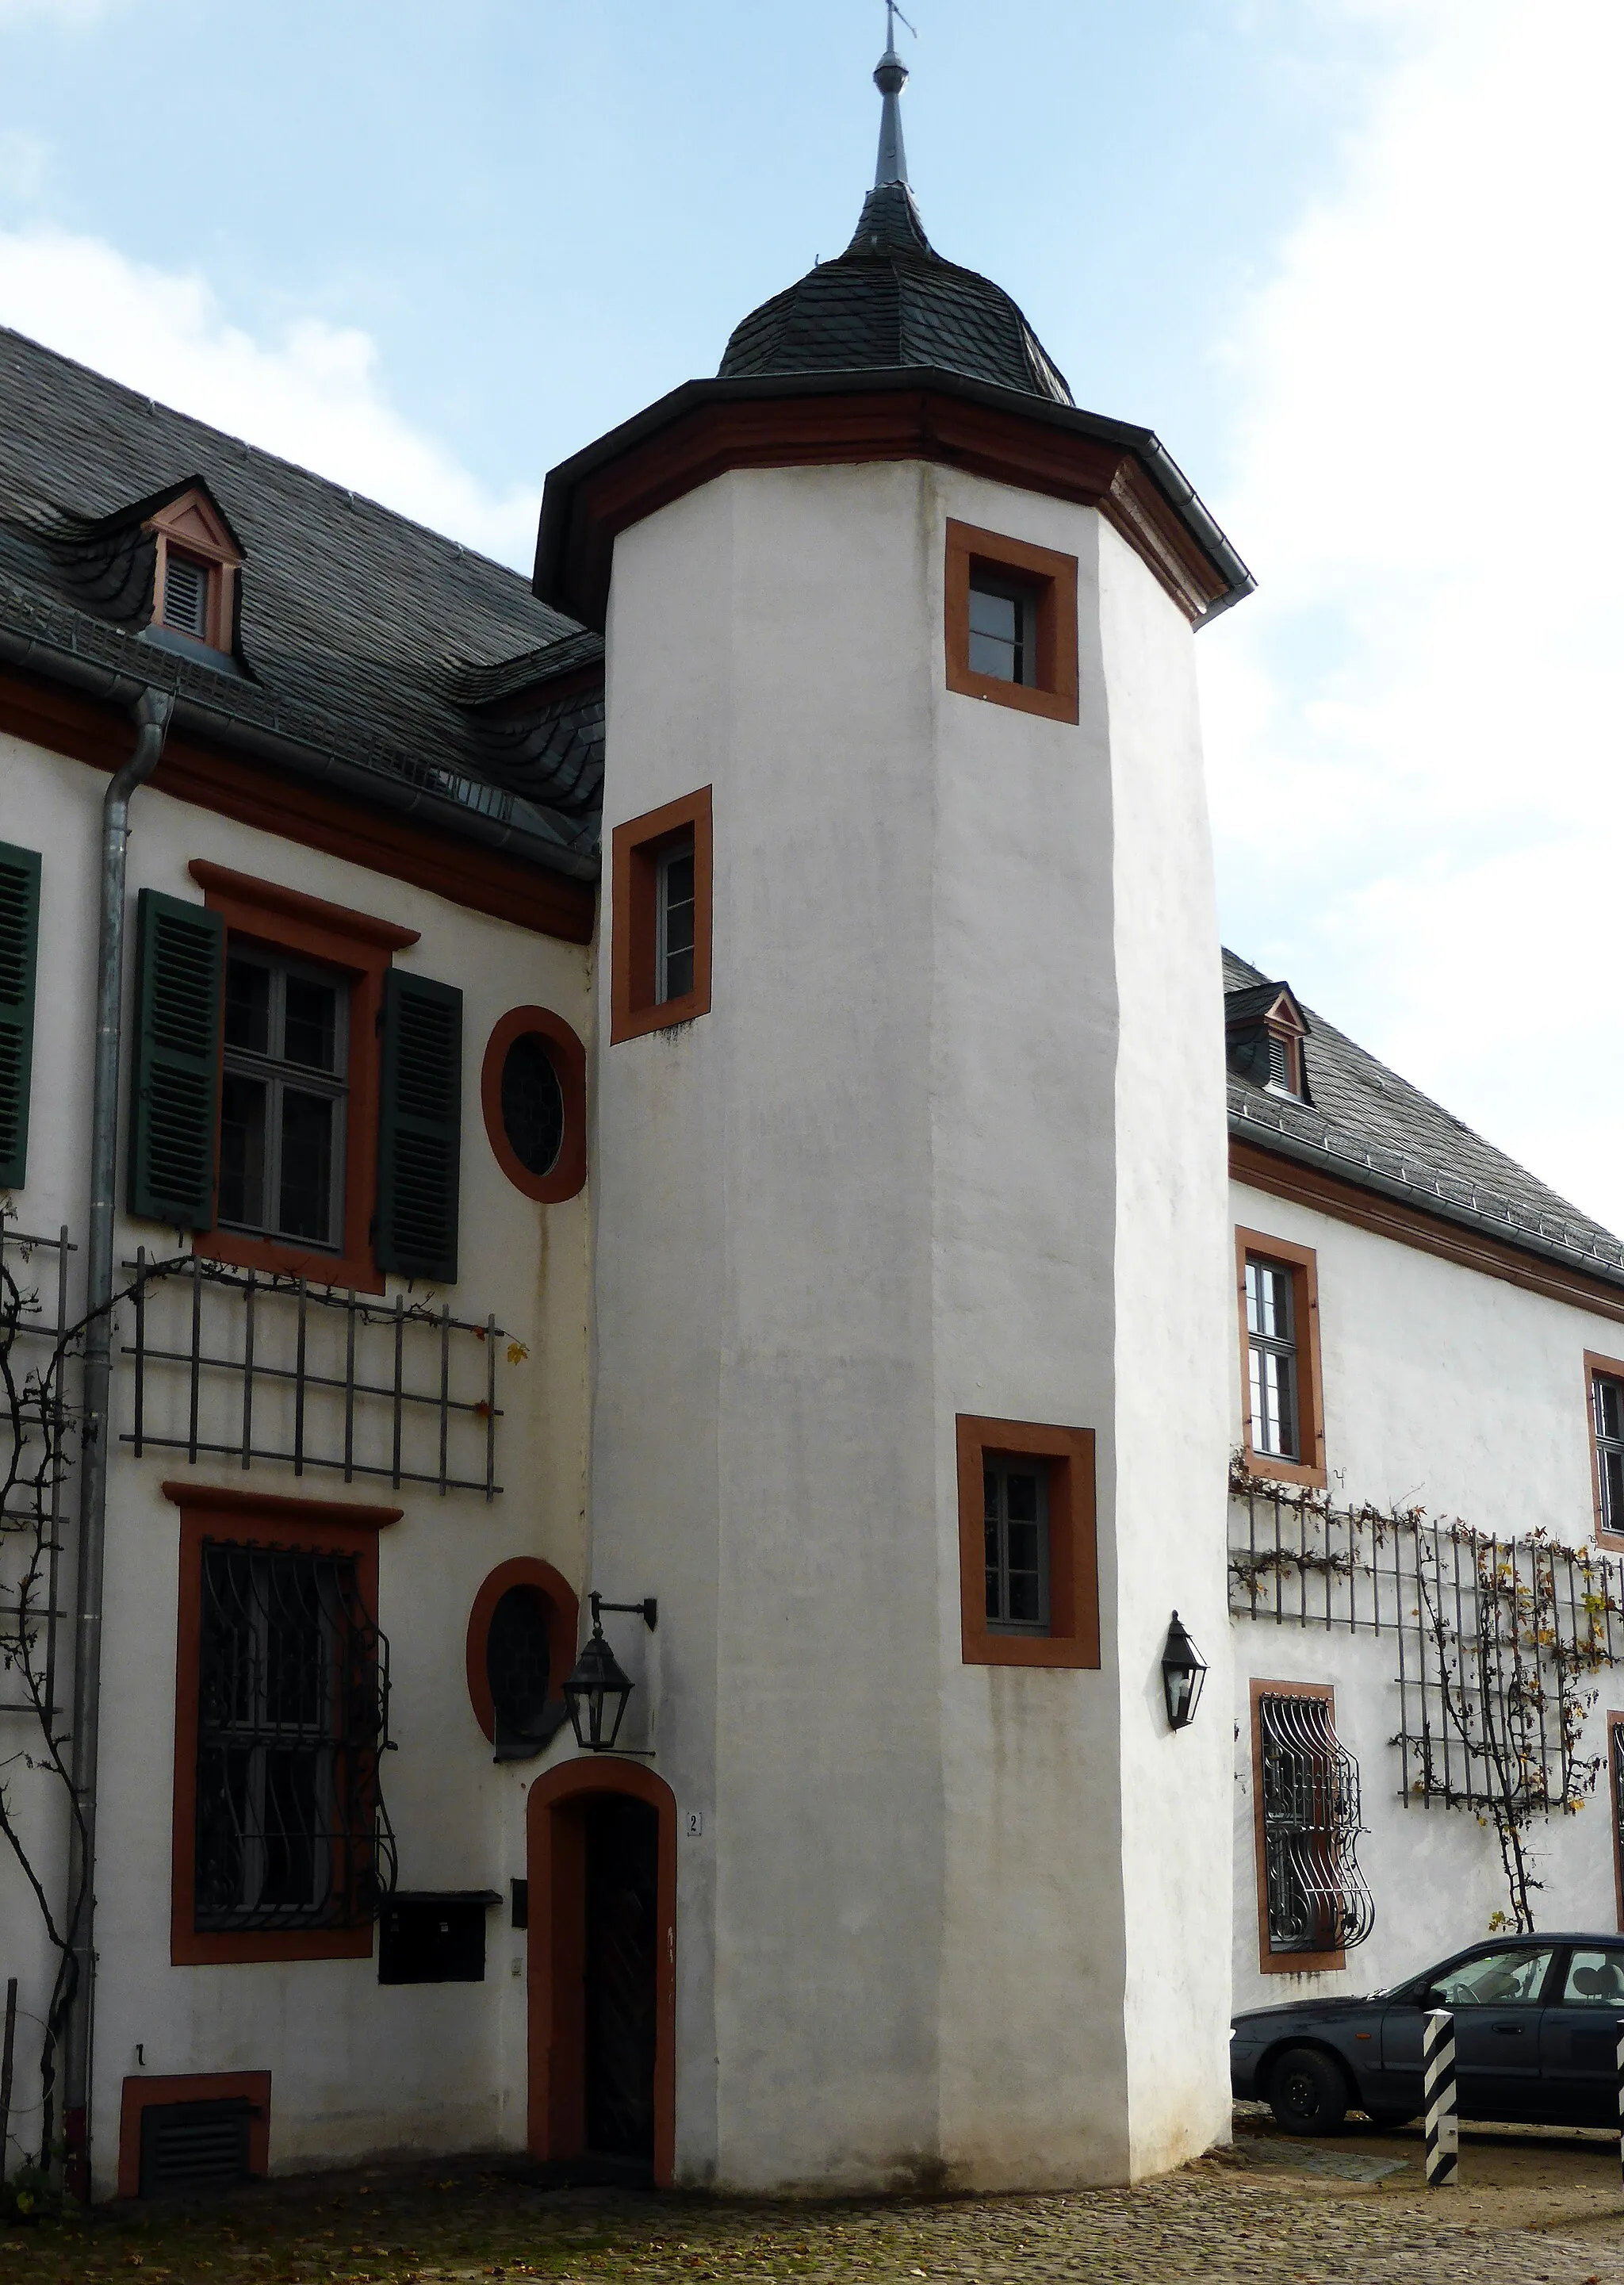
562, 1592, 657, 1753
1161, 1610, 1207, 1731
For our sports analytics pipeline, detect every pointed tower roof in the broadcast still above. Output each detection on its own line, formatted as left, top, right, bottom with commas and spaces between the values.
534, 13, 1254, 634
719, 20, 1074, 405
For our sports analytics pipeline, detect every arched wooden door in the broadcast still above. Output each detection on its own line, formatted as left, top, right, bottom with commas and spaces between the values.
527, 1759, 676, 2184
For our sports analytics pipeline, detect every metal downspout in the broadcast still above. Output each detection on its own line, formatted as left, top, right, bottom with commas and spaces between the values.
63, 685, 174, 2199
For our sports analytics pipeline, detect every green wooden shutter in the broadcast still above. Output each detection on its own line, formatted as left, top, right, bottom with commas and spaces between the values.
0, 841, 42, 1190
376, 971, 462, 1284
127, 889, 224, 1229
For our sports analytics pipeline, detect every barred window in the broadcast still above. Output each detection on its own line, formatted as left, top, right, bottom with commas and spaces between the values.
1246, 1256, 1299, 1461
194, 1540, 393, 1932
1258, 1691, 1373, 1957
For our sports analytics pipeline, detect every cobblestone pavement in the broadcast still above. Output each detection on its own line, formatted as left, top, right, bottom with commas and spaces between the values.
6, 2118, 1624, 2285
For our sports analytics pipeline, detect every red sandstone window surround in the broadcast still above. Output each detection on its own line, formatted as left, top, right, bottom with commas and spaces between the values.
1586, 1352, 1624, 1551
166, 1481, 400, 1967
481, 1006, 588, 1204
955, 1415, 1098, 1670
944, 519, 1079, 725
186, 863, 419, 1293
1235, 1228, 1327, 1491
1248, 1679, 1350, 1976
610, 787, 713, 1043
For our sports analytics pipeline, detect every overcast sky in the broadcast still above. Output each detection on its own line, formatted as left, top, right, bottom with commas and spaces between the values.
3, 0, 1620, 1230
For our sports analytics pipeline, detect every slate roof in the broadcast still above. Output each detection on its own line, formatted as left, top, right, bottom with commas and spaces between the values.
719, 182, 1074, 405
0, 324, 604, 872
1224, 949, 1624, 1283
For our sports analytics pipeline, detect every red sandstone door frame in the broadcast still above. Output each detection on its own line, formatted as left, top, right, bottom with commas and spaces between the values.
527, 1758, 677, 2185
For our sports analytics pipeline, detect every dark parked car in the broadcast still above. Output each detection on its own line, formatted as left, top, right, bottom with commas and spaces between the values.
1231, 1934, 1624, 2133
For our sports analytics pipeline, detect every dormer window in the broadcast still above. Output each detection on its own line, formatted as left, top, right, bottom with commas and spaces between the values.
140, 481, 244, 660
1225, 980, 1312, 1105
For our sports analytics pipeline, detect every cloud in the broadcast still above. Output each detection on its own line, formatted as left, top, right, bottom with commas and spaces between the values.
1200, 0, 1624, 1229
0, 224, 541, 567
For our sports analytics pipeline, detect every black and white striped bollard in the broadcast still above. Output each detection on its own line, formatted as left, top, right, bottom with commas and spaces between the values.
1423, 2007, 1458, 2187
1615, 2015, 1624, 2187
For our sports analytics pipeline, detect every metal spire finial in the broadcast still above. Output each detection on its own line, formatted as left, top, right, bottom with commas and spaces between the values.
873, 1, 916, 190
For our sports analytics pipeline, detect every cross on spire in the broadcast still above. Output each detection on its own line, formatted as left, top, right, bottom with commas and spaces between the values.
873, 0, 916, 190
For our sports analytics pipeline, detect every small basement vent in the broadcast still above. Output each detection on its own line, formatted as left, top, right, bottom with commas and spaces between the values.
161, 552, 209, 638
138, 2097, 255, 2198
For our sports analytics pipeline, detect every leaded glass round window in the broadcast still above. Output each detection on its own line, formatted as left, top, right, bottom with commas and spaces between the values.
485, 1586, 551, 1739
500, 1033, 565, 1178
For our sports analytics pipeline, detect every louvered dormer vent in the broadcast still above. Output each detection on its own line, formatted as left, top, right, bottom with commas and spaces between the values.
161, 552, 210, 639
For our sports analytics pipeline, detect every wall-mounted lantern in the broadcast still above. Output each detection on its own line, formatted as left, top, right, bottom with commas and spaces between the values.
562, 1591, 658, 1753
1161, 1611, 1207, 1731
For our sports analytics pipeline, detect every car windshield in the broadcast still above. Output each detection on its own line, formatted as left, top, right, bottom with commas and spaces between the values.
1432, 1946, 1554, 2006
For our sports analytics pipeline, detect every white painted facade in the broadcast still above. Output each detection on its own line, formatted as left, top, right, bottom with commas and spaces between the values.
1228, 1177, 1624, 2015
1, 723, 592, 2191
590, 459, 1233, 2191
7, 397, 1620, 2204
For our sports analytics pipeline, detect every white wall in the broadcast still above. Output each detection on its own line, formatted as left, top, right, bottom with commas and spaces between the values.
1229, 1178, 1624, 2015
593, 457, 1231, 2192
0, 727, 592, 2190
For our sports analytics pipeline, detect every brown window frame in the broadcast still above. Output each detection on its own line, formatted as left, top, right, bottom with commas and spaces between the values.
190, 861, 419, 1294
1235, 1227, 1327, 1489
944, 519, 1079, 725
609, 786, 714, 1043
955, 1415, 1098, 1669
465, 1555, 580, 1747
166, 1479, 400, 1966
1248, 1678, 1347, 1976
481, 1005, 588, 1204
1585, 1351, 1624, 1551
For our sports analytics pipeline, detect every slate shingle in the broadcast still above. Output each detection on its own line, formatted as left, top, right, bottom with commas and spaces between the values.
1224, 948, 1624, 1280
0, 324, 601, 867
719, 183, 1073, 406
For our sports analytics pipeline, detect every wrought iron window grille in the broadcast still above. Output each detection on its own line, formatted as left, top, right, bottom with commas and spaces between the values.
1258, 1691, 1373, 1953
194, 1536, 396, 1932
121, 1252, 504, 1498
1231, 1466, 1624, 1817
0, 1218, 77, 1720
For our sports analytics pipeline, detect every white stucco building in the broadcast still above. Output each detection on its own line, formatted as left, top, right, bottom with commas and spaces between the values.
1223, 963, 1624, 2013
2, 23, 1620, 2211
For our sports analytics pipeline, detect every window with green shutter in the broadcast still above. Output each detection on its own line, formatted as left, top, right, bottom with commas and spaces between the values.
128, 889, 224, 1230
0, 840, 42, 1190
375, 971, 462, 1284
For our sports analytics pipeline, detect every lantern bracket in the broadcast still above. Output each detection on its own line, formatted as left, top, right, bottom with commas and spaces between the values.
590, 1591, 658, 1631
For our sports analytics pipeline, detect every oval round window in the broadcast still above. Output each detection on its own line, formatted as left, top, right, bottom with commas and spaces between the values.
500, 1033, 565, 1179
485, 1585, 552, 1746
